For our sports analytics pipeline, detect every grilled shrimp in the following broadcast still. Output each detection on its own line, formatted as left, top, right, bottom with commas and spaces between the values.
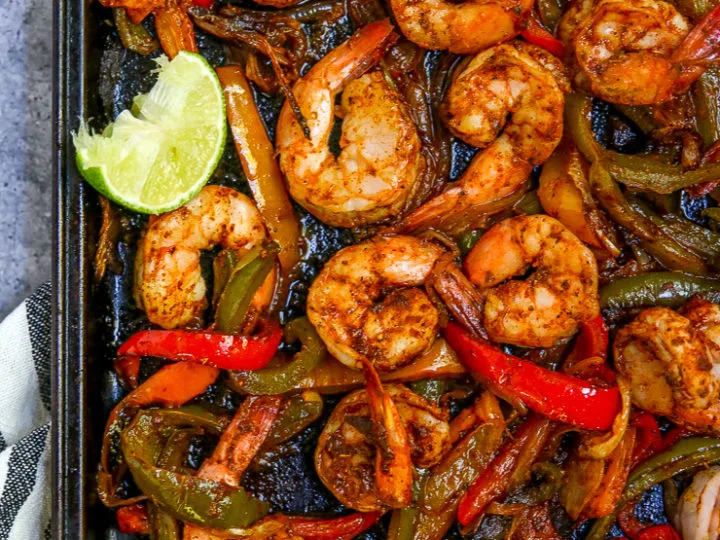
401, 41, 569, 232
464, 215, 600, 347
388, 0, 533, 54
614, 297, 720, 433
307, 235, 445, 372
135, 185, 275, 329
560, 0, 718, 104
315, 383, 450, 512
276, 21, 425, 228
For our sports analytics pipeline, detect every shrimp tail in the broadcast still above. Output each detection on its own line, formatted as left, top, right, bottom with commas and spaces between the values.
359, 357, 413, 508
674, 3, 720, 66
314, 19, 398, 91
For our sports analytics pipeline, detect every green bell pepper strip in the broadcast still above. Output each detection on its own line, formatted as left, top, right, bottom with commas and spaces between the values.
537, 0, 563, 30
262, 390, 323, 449
599, 272, 720, 311
601, 151, 720, 194
614, 105, 659, 135
409, 379, 445, 405
692, 67, 720, 147
626, 194, 720, 261
703, 207, 720, 221
589, 162, 712, 276
228, 317, 328, 395
587, 437, 720, 539
122, 410, 270, 528
148, 503, 181, 540
565, 93, 602, 163
212, 250, 239, 309
113, 8, 158, 55
215, 244, 278, 334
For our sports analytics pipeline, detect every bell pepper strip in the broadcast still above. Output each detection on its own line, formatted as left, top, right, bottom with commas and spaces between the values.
637, 524, 681, 540
262, 390, 323, 449
293, 337, 466, 394
148, 503, 181, 540
154, 4, 197, 59
98, 362, 219, 507
192, 0, 215, 7
599, 272, 720, 311
117, 503, 150, 535
630, 413, 664, 469
113, 8, 158, 55
122, 410, 270, 528
228, 317, 328, 395
589, 161, 712, 276
444, 323, 621, 431
117, 320, 283, 371
216, 65, 301, 309
520, 15, 564, 57
285, 511, 381, 539
214, 244, 278, 335
457, 414, 554, 528
565, 93, 602, 163
688, 137, 720, 198
564, 315, 610, 380
577, 376, 631, 460
114, 355, 141, 389
693, 67, 720, 149
587, 437, 720, 539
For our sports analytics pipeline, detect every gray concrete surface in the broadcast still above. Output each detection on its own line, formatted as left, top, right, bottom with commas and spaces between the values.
0, 0, 53, 319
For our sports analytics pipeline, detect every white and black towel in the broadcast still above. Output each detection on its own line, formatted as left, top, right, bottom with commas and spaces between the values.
0, 283, 52, 539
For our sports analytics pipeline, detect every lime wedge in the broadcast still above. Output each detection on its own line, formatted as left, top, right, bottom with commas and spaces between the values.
73, 52, 226, 214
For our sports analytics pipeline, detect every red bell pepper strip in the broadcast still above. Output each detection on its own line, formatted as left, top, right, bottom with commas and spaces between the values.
118, 321, 283, 371
565, 315, 616, 383
286, 511, 381, 539
192, 0, 215, 7
444, 323, 621, 431
637, 525, 681, 540
116, 504, 149, 535
630, 412, 663, 469
457, 414, 554, 527
520, 16, 564, 58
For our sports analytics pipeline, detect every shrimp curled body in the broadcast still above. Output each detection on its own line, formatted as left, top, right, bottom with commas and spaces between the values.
388, 0, 533, 54
315, 384, 450, 512
464, 215, 600, 347
276, 21, 425, 228
135, 185, 273, 329
401, 42, 568, 232
560, 0, 696, 105
614, 298, 720, 433
307, 235, 445, 372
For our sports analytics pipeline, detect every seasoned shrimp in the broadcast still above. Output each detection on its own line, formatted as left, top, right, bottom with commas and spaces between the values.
560, 0, 718, 104
315, 383, 450, 511
276, 21, 425, 228
464, 215, 600, 347
614, 298, 720, 433
135, 185, 275, 329
400, 41, 569, 233
388, 0, 533, 54
307, 235, 445, 372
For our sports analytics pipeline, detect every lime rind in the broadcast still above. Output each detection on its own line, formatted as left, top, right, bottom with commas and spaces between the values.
73, 51, 226, 214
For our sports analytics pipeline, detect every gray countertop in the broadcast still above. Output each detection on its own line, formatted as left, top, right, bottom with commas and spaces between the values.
0, 0, 52, 319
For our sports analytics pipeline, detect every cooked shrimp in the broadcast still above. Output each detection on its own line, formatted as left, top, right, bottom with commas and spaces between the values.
464, 215, 600, 347
315, 383, 450, 511
276, 21, 425, 228
388, 0, 533, 54
135, 185, 274, 329
400, 41, 569, 233
560, 0, 716, 104
307, 235, 445, 372
614, 298, 720, 433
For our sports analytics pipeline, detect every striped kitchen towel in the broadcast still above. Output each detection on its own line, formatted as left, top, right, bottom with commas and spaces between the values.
0, 283, 51, 539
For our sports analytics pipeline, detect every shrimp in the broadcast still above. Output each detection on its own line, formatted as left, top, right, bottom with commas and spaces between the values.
135, 185, 275, 329
276, 21, 425, 228
614, 297, 720, 433
560, 0, 720, 105
306, 235, 445, 372
400, 41, 569, 233
388, 0, 533, 54
315, 383, 450, 511
464, 215, 600, 347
